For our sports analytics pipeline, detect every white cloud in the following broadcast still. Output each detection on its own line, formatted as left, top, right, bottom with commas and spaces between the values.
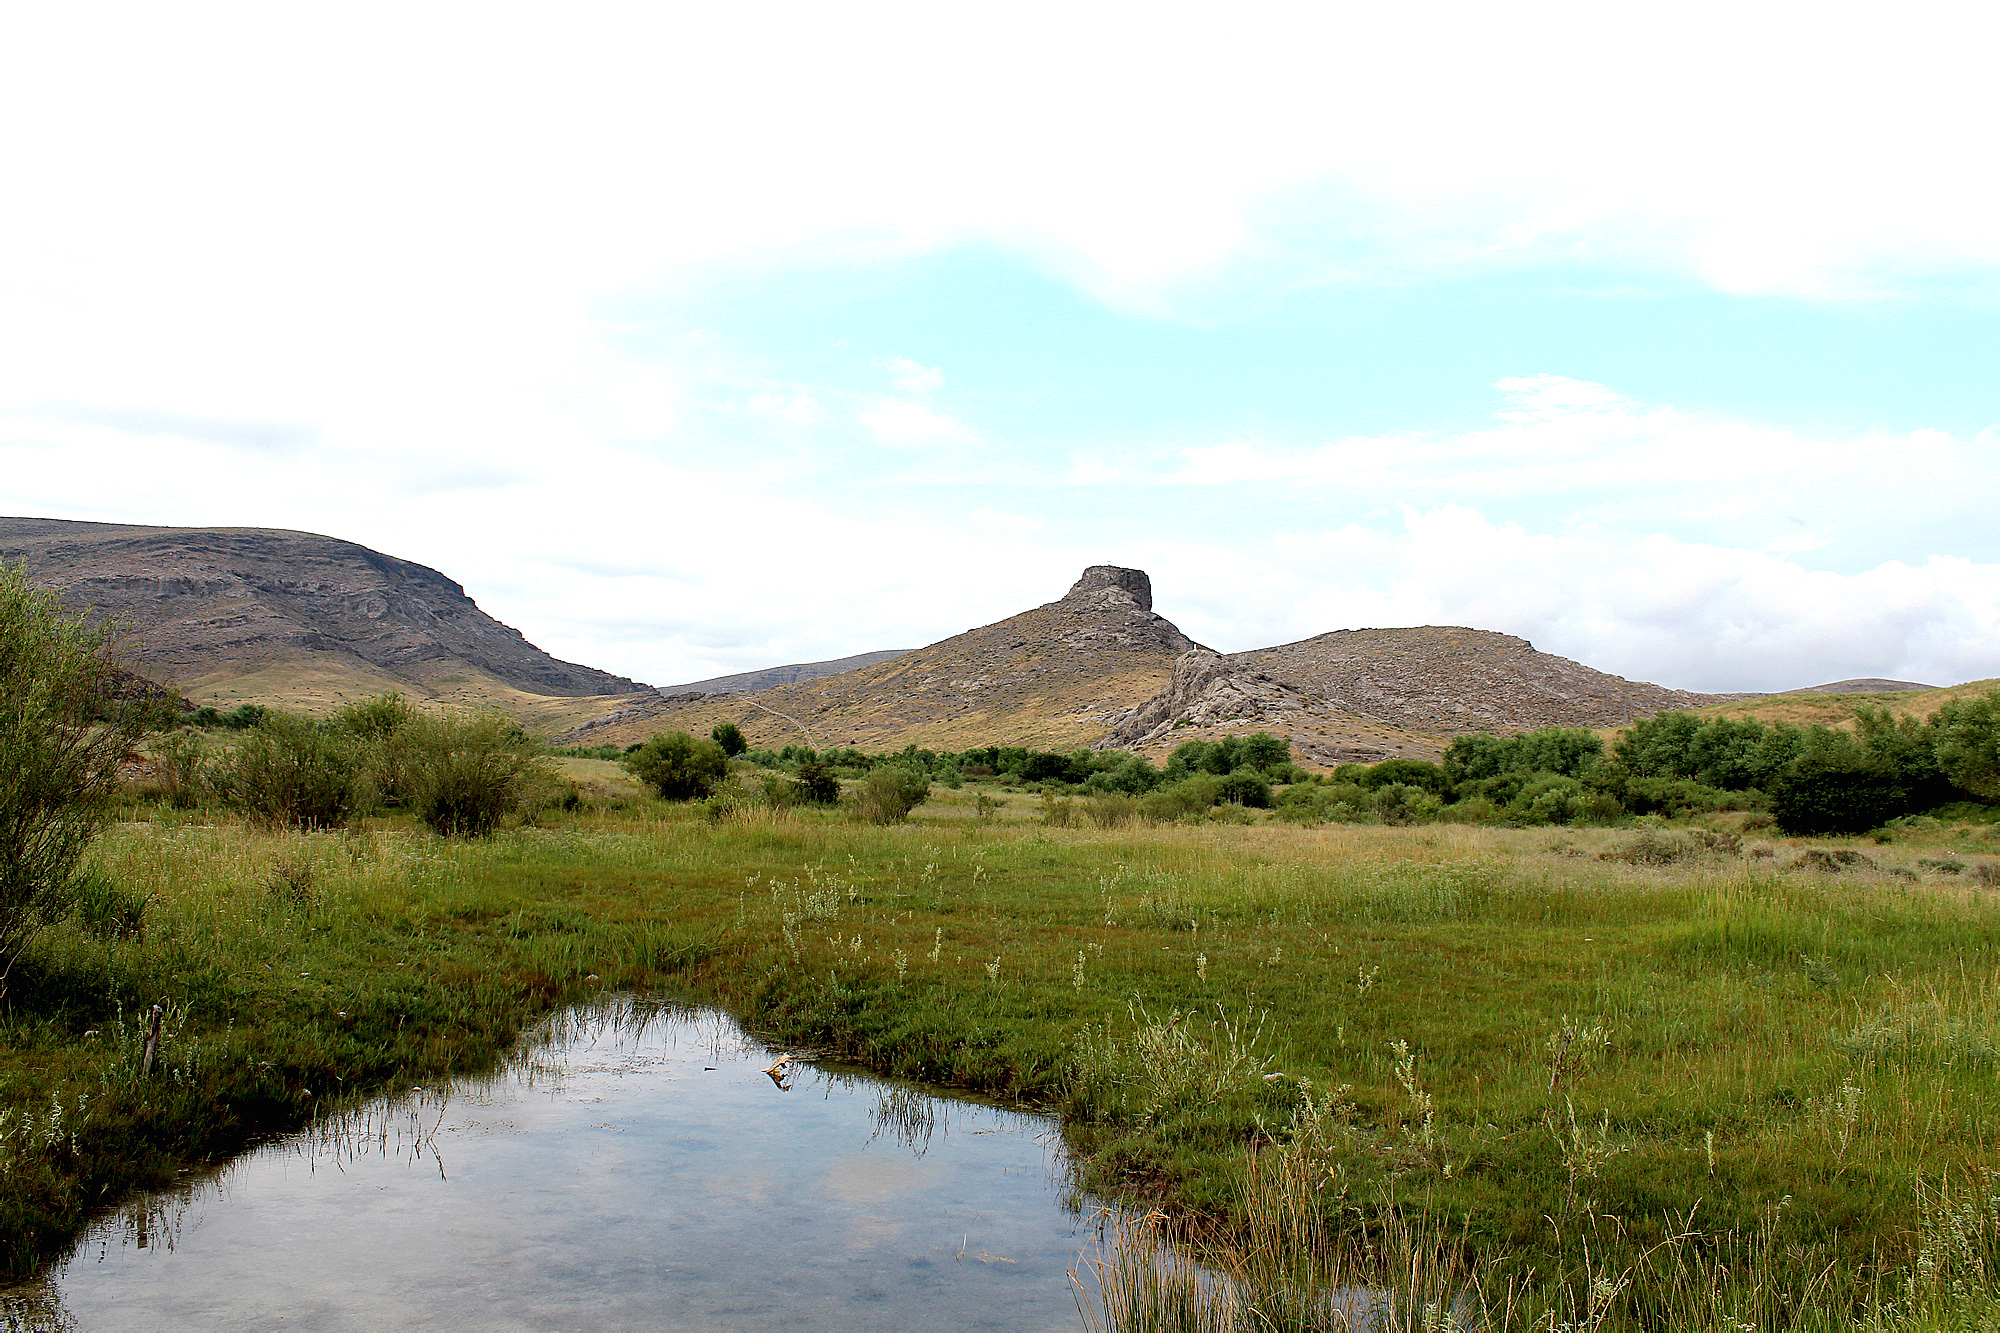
1164, 376, 2000, 568
881, 358, 945, 394
746, 394, 824, 425
859, 400, 976, 446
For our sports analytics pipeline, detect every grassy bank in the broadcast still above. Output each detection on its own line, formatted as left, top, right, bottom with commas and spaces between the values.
6, 797, 2000, 1327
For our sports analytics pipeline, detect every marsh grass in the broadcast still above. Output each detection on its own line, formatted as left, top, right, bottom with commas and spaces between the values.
3, 804, 2000, 1327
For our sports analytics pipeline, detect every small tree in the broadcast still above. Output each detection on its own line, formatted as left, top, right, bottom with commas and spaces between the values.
0, 566, 163, 990
624, 731, 729, 801
710, 722, 748, 758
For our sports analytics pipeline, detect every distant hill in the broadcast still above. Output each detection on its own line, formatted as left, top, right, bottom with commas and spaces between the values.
1785, 677, 1936, 695
1678, 677, 1998, 731
0, 517, 647, 726
557, 568, 1731, 763
657, 649, 915, 696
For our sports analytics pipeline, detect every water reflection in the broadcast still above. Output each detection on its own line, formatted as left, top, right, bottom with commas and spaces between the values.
4, 998, 1103, 1332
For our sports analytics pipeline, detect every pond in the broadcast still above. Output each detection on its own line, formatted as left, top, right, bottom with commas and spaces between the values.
4, 998, 1119, 1331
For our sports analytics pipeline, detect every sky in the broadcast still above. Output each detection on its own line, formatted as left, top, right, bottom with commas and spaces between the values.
2, 2, 1997, 694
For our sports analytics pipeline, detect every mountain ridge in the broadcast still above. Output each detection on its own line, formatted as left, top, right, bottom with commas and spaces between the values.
0, 516, 646, 722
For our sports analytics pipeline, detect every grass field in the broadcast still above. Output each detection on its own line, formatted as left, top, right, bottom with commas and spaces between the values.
6, 795, 2000, 1328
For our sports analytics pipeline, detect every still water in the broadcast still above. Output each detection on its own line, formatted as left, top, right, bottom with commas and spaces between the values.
6, 999, 1112, 1331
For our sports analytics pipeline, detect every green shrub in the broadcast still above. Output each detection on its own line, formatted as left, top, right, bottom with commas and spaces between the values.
851, 765, 930, 825
403, 710, 553, 837
1217, 770, 1272, 808
1444, 727, 1603, 782
1371, 782, 1441, 825
1140, 776, 1226, 823
1359, 759, 1451, 796
210, 713, 367, 829
623, 731, 730, 801
0, 564, 164, 987
1933, 690, 2000, 800
336, 692, 419, 804
1509, 774, 1589, 825
710, 722, 748, 758
1086, 755, 1161, 794
1612, 775, 1739, 818
1084, 793, 1139, 827
759, 771, 799, 809
791, 758, 842, 805
1440, 795, 1504, 825
1772, 757, 1907, 836
147, 729, 212, 809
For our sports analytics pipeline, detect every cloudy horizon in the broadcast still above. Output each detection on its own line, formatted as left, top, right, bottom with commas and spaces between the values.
3, 3, 1996, 695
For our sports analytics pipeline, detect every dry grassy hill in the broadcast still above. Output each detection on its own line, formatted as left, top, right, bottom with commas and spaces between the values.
1, 516, 646, 730
1106, 628, 1727, 766
1674, 678, 2000, 730
562, 566, 1199, 752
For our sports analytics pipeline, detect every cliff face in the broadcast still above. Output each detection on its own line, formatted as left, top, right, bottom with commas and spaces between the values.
0, 517, 647, 699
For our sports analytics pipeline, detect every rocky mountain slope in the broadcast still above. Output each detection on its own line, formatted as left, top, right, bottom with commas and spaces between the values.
564, 566, 1201, 751
561, 567, 1726, 761
657, 648, 915, 696
1, 517, 647, 719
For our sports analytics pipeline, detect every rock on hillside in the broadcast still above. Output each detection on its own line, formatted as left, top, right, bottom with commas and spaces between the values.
657, 648, 916, 696
1109, 628, 1726, 765
559, 565, 1198, 751
0, 517, 648, 705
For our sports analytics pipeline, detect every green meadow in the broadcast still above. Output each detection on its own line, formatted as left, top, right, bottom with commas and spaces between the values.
6, 789, 2000, 1328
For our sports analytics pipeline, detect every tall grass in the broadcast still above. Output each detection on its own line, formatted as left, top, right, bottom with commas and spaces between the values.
3, 801, 1999, 1327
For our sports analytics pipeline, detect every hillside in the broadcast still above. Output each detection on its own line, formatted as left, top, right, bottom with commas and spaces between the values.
1105, 628, 1726, 765
561, 566, 1201, 751
0, 516, 647, 727
657, 648, 915, 696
